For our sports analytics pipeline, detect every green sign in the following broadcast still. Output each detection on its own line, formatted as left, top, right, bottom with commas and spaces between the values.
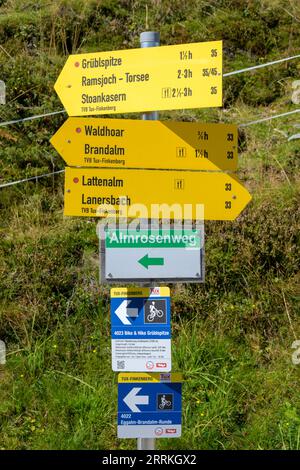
105, 229, 202, 248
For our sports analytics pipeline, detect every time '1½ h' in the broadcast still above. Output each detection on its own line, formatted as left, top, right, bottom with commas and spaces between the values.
179, 50, 193, 60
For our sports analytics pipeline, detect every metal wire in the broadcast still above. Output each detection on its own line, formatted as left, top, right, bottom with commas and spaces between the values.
0, 169, 64, 189
239, 108, 300, 127
1, 52, 300, 188
0, 110, 66, 127
223, 53, 300, 77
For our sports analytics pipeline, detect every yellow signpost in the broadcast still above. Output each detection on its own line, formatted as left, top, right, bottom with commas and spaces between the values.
54, 40, 222, 116
51, 118, 237, 171
64, 167, 251, 221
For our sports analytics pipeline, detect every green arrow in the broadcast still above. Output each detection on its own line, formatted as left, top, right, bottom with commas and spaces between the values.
138, 254, 164, 269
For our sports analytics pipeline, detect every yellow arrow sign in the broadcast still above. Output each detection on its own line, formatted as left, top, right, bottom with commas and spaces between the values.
54, 40, 222, 116
51, 118, 237, 171
64, 167, 251, 221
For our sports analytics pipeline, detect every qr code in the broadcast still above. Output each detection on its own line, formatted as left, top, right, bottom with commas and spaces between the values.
117, 360, 125, 369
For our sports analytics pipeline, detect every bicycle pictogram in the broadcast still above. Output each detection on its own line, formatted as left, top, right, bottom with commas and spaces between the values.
147, 301, 164, 322
158, 394, 172, 410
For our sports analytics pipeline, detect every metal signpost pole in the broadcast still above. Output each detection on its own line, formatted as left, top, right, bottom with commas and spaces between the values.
0, 80, 5, 105
140, 31, 160, 121
137, 30, 160, 452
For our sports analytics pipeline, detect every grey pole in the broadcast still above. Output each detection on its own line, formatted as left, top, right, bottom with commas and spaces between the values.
137, 31, 160, 452
137, 437, 156, 450
0, 340, 6, 365
140, 32, 160, 121
0, 80, 6, 105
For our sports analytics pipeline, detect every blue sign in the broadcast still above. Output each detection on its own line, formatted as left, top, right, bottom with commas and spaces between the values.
111, 287, 171, 372
118, 373, 182, 438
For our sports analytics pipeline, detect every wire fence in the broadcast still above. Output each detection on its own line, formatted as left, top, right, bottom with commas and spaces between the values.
1, 51, 300, 189
1, 52, 300, 128
239, 108, 300, 127
223, 53, 300, 77
0, 170, 64, 189
0, 110, 66, 127
1, 106, 300, 190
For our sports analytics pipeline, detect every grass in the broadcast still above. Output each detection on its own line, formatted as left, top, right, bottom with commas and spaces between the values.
0, 0, 300, 450
1, 315, 299, 450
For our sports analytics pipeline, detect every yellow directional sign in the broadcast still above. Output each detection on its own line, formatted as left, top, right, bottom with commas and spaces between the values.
64, 167, 251, 221
51, 118, 237, 171
54, 40, 222, 116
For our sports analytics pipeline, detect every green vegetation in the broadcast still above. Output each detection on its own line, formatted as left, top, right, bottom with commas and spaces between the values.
0, 0, 300, 450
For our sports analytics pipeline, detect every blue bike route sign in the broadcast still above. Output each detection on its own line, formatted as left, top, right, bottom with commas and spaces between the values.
118, 373, 182, 438
111, 287, 171, 372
